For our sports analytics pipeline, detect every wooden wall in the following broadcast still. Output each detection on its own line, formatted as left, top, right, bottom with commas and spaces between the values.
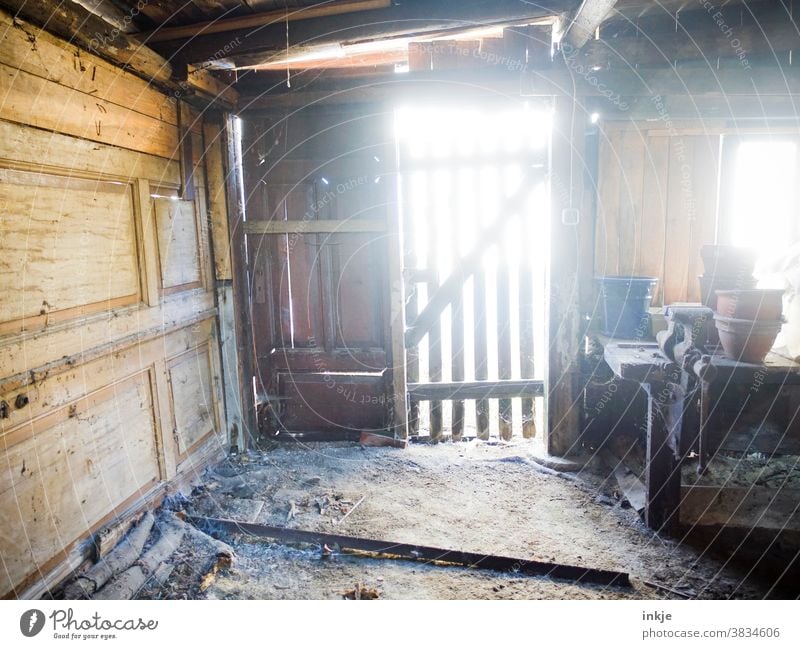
0, 9, 234, 598
595, 122, 722, 306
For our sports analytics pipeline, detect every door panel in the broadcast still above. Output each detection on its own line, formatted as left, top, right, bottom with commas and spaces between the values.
242, 109, 395, 437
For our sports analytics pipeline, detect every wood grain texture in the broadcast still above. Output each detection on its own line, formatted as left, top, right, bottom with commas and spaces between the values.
0, 62, 178, 159
0, 167, 140, 332
154, 198, 203, 291
0, 10, 177, 125
595, 123, 722, 307
168, 344, 219, 460
0, 372, 160, 598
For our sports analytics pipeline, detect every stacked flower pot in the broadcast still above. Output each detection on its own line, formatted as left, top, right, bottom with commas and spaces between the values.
700, 245, 785, 363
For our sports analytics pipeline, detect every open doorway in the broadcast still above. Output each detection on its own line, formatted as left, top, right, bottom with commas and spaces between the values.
396, 103, 551, 442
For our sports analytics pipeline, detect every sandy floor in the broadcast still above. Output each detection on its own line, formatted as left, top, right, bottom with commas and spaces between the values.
137, 439, 794, 600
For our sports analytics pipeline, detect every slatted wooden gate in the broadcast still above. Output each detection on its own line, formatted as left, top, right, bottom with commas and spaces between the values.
396, 104, 550, 441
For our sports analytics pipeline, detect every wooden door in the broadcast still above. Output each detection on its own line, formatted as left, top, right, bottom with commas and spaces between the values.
241, 107, 396, 438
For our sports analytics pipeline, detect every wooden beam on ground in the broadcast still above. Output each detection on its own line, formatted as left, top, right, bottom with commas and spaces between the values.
563, 0, 619, 49
187, 515, 631, 587
0, 0, 173, 85
407, 379, 545, 401
142, 0, 391, 44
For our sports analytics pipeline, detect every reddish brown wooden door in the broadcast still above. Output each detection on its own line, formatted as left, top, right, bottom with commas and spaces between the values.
241, 107, 396, 438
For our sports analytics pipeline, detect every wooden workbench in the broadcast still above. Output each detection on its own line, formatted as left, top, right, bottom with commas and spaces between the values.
604, 342, 800, 533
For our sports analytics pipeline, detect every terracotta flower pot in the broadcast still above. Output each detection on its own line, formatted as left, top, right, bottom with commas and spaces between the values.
700, 244, 757, 278
698, 274, 757, 309
715, 288, 785, 320
713, 315, 783, 363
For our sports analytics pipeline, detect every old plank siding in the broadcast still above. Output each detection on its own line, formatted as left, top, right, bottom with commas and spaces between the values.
0, 119, 180, 184
0, 61, 178, 158
0, 9, 177, 125
595, 123, 722, 306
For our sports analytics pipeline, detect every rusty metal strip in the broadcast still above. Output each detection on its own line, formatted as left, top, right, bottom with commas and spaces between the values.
186, 515, 631, 588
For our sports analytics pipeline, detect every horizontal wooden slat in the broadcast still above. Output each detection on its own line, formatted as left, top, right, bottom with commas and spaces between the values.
0, 10, 177, 125
407, 379, 544, 401
0, 62, 179, 158
245, 218, 387, 234
0, 119, 180, 184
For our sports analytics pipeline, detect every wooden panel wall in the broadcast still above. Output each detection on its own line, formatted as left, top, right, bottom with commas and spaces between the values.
0, 7, 231, 599
595, 122, 722, 306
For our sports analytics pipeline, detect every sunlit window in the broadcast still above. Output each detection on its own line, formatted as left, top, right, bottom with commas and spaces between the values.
729, 139, 798, 285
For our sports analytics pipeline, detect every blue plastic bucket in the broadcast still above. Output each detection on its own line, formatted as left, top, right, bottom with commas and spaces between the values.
596, 276, 659, 339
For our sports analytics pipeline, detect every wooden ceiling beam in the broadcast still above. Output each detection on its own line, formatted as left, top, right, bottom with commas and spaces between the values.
562, 0, 619, 48
155, 0, 576, 68
0, 0, 173, 85
141, 0, 391, 44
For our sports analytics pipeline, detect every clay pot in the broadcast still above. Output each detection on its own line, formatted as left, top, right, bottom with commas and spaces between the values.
715, 288, 785, 320
700, 244, 757, 278
713, 315, 783, 363
698, 274, 758, 309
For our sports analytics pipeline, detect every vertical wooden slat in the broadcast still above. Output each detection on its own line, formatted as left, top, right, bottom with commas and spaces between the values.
639, 134, 670, 306
497, 244, 513, 440
451, 279, 465, 441
474, 269, 490, 440
618, 129, 646, 276
688, 135, 720, 303
427, 181, 443, 442
595, 126, 622, 278
519, 214, 537, 439
402, 173, 420, 437
663, 135, 694, 305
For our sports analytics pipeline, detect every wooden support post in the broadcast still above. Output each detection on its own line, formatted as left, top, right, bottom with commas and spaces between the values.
386, 134, 408, 439
474, 270, 490, 440
643, 382, 682, 534
546, 87, 586, 456
497, 248, 513, 441
519, 214, 537, 439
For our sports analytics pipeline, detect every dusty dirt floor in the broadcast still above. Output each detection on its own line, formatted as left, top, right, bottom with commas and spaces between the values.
139, 440, 796, 600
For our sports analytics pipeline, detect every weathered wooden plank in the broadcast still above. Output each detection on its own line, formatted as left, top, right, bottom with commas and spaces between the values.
0, 10, 177, 125
407, 379, 544, 401
154, 198, 203, 292
0, 372, 161, 598
662, 135, 694, 304
0, 62, 179, 158
0, 168, 140, 333
638, 134, 669, 306
244, 218, 387, 234
0, 0, 173, 85
497, 247, 513, 441
474, 268, 490, 440
427, 176, 443, 442
595, 126, 622, 277
687, 135, 720, 303
616, 129, 646, 276
519, 216, 537, 439
0, 119, 179, 184
168, 343, 219, 460
202, 121, 233, 281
